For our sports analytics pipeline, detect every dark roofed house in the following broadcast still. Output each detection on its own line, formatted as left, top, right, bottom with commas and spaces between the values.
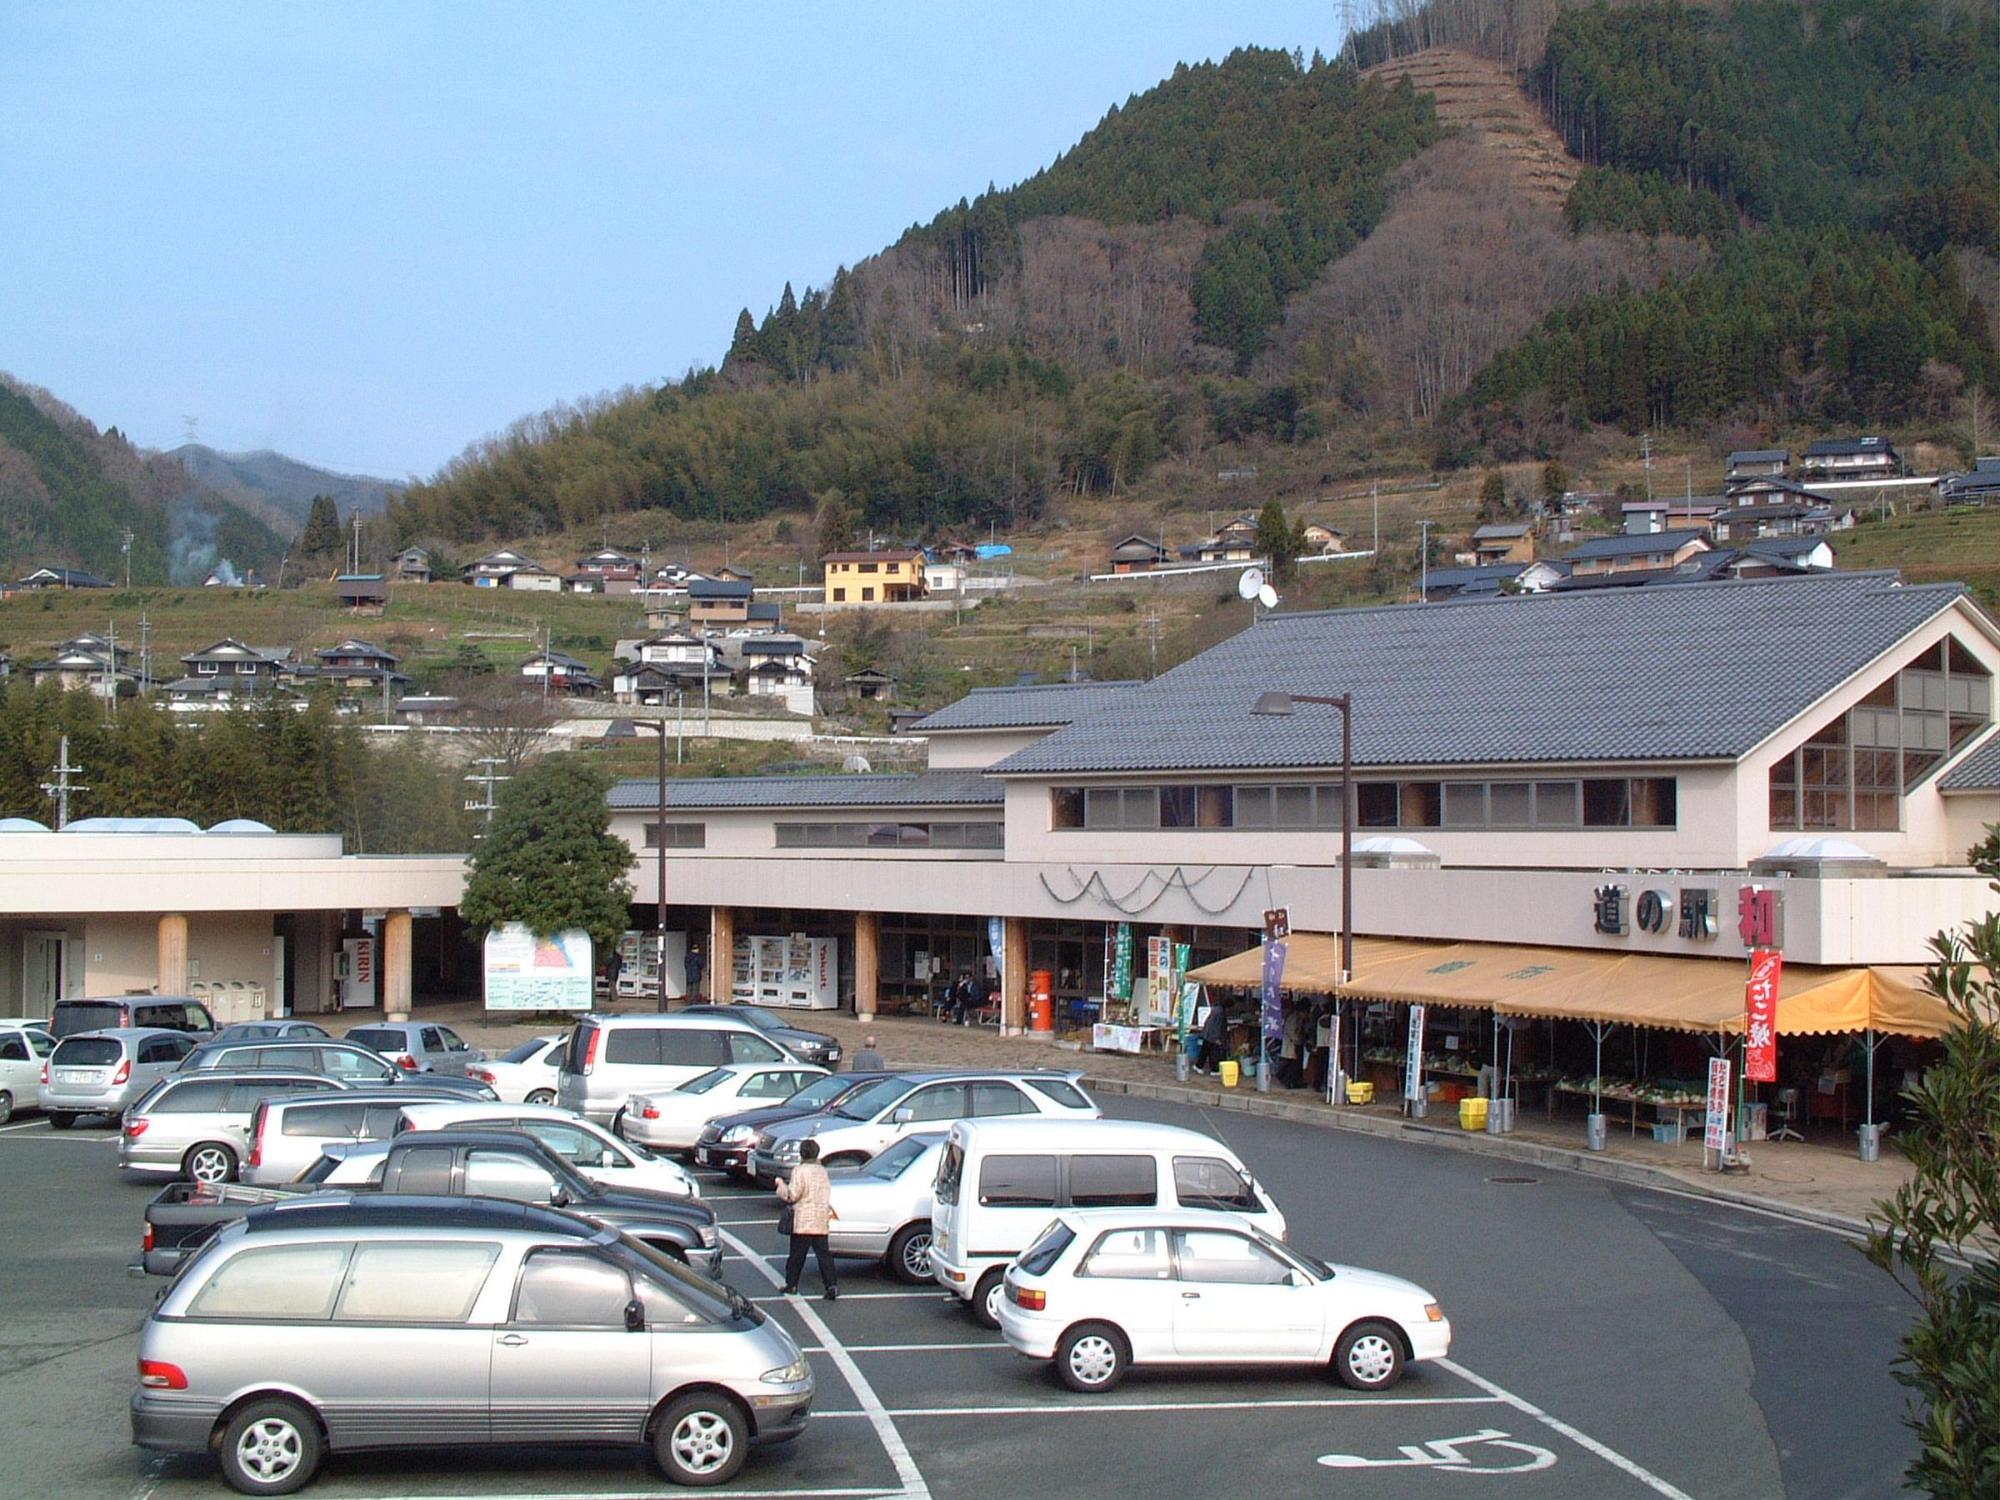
390, 546, 432, 583
1109, 535, 1173, 574
462, 549, 539, 587
336, 573, 389, 614
17, 566, 112, 591
687, 576, 756, 626
1471, 523, 1534, 565
1800, 436, 1899, 478
1563, 529, 1710, 577
1942, 458, 2000, 507
1726, 449, 1790, 479
1423, 561, 1568, 600
520, 650, 602, 697
845, 667, 896, 703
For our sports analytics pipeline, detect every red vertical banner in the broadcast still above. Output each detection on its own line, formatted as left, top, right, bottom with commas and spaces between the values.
1744, 948, 1782, 1084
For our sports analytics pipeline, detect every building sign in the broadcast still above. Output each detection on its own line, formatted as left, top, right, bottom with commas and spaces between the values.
1634, 889, 1673, 934
1679, 888, 1718, 940
1737, 885, 1782, 949
1745, 949, 1782, 1083
1404, 1003, 1427, 1102
1263, 906, 1291, 941
484, 924, 594, 1012
1260, 936, 1288, 1061
339, 936, 376, 1010
1108, 922, 1133, 1001
1704, 1056, 1733, 1152
1592, 884, 1628, 935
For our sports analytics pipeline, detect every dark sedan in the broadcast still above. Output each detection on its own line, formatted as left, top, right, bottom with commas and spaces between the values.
674, 1002, 842, 1068
690, 1070, 890, 1177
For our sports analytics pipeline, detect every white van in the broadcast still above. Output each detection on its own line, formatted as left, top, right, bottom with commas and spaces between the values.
931, 1117, 1287, 1327
556, 1013, 799, 1125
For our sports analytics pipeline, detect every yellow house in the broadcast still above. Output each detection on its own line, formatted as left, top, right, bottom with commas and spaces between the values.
822, 549, 927, 605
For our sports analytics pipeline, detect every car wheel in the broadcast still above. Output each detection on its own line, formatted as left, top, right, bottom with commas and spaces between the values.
652, 1391, 748, 1486
887, 1223, 934, 1284
1056, 1322, 1130, 1394
1334, 1319, 1407, 1391
525, 1089, 556, 1106
970, 1269, 1006, 1329
47, 1111, 75, 1131
184, 1142, 239, 1185
0, 1090, 12, 1126
218, 1396, 323, 1495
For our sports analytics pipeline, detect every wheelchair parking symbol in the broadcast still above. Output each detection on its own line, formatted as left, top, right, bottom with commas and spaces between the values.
1318, 1427, 1558, 1475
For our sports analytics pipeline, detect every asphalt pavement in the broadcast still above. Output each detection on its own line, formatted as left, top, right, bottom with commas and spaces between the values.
0, 1093, 1918, 1500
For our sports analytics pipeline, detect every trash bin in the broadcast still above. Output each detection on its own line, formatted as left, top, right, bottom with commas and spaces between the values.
1858, 1123, 1882, 1162
1174, 1051, 1189, 1082
1257, 1057, 1272, 1093
1486, 1097, 1517, 1135
1346, 1080, 1375, 1106
1459, 1097, 1489, 1131
1218, 1059, 1240, 1089
1408, 1094, 1428, 1119
1586, 1113, 1608, 1152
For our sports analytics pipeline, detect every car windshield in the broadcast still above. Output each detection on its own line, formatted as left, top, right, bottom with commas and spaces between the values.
500, 1038, 549, 1065
732, 1007, 781, 1030
1016, 1220, 1076, 1276
677, 1068, 731, 1095
346, 1029, 402, 1051
861, 1136, 936, 1180
53, 1036, 123, 1065
785, 1075, 852, 1110
836, 1078, 913, 1120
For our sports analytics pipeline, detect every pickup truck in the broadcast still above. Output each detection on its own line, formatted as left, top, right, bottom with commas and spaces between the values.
140, 1127, 722, 1278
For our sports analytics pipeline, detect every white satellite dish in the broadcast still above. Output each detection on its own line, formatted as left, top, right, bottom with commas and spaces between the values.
1238, 567, 1266, 601
1258, 583, 1279, 610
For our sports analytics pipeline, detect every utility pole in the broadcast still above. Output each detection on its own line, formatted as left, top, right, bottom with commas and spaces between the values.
1146, 612, 1160, 678
1642, 432, 1654, 503
103, 620, 117, 720
1685, 457, 1693, 524
41, 735, 87, 829
1419, 519, 1432, 603
462, 758, 509, 837
1372, 482, 1379, 555
350, 513, 362, 574
540, 623, 550, 709
137, 614, 151, 698
121, 529, 134, 590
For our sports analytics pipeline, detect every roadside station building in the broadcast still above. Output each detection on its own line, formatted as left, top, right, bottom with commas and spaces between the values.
610, 573, 2000, 1039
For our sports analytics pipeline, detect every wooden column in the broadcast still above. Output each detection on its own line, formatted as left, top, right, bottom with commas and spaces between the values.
1001, 916, 1029, 1036
853, 911, 879, 1020
708, 907, 735, 1003
157, 913, 189, 995
383, 910, 413, 1022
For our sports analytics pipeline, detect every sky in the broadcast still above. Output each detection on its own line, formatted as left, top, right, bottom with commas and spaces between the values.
1, 3, 1344, 480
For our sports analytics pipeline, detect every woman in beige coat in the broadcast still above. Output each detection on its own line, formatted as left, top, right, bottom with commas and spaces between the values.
775, 1138, 838, 1299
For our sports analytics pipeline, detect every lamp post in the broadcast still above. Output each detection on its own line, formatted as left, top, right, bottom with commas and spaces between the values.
1249, 691, 1353, 984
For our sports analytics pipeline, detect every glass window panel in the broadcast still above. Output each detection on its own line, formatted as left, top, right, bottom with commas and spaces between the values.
191, 1243, 349, 1320
1051, 788, 1084, 830
1274, 786, 1314, 828
1198, 785, 1234, 828
463, 1150, 558, 1202
775, 826, 805, 847
1121, 788, 1159, 828
1907, 671, 1947, 711
1854, 793, 1899, 831
898, 823, 931, 847
970, 1082, 1033, 1116
1357, 783, 1398, 828
1314, 786, 1345, 828
335, 1242, 498, 1323
1080, 1227, 1172, 1280
1085, 789, 1123, 828
1233, 786, 1273, 828
1534, 782, 1579, 827
1067, 1155, 1158, 1208
1905, 749, 1943, 784
1173, 1156, 1259, 1211
1632, 777, 1677, 828
1951, 715, 1985, 752
867, 823, 900, 847
1583, 779, 1630, 826
1399, 782, 1440, 827
513, 1251, 630, 1326
1442, 783, 1486, 827
1488, 782, 1532, 826
1171, 1228, 1290, 1286
1947, 637, 1984, 677
1159, 786, 1196, 829
968, 823, 1003, 848
1912, 643, 1945, 671
977, 1153, 1058, 1207
1859, 679, 1897, 708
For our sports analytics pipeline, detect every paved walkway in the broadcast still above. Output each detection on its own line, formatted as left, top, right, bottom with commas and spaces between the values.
374, 995, 1912, 1233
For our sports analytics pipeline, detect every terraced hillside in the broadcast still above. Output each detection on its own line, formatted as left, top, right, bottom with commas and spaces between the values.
1364, 48, 1579, 209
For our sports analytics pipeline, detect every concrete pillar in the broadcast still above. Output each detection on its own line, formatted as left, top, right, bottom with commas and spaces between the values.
157, 913, 189, 995
853, 911, 879, 1020
708, 907, 735, 1003
383, 910, 413, 1022
1001, 916, 1029, 1037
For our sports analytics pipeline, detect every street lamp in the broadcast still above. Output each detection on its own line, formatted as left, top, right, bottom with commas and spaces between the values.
1249, 691, 1353, 984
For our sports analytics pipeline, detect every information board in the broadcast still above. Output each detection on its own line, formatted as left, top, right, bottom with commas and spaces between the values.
484, 924, 594, 1012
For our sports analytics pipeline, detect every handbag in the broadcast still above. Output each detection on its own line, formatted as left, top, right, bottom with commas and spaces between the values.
778, 1205, 795, 1236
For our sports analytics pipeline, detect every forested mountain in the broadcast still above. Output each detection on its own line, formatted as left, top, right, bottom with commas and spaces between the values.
395, 4, 2000, 548
0, 377, 285, 584
171, 444, 402, 533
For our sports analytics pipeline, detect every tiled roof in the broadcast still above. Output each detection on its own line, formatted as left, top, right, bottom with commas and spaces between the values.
607, 770, 1002, 811
1563, 529, 1710, 562
912, 679, 1143, 733
1728, 449, 1790, 465
990, 574, 1969, 776
1804, 437, 1894, 457
688, 578, 753, 600
1939, 730, 2000, 791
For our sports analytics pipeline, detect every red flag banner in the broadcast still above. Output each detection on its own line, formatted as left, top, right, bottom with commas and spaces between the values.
1745, 948, 1782, 1084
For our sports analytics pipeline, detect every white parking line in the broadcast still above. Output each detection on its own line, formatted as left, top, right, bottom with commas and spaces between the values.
716, 1215, 781, 1226
750, 1291, 944, 1303
362, 1488, 902, 1499
804, 1342, 1007, 1354
720, 1228, 933, 1500
1437, 1358, 1694, 1499
0, 1120, 53, 1134
821, 1395, 1508, 1418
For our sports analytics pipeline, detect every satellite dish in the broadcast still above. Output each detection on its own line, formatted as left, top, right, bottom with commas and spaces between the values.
1258, 583, 1279, 610
1238, 568, 1266, 601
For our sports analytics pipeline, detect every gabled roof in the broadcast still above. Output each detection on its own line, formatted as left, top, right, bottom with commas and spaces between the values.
687, 578, 753, 600
467, 549, 537, 568
18, 566, 112, 588
1424, 563, 1528, 594
740, 635, 806, 657
1472, 523, 1531, 540
316, 639, 398, 662
1737, 534, 1834, 562
1563, 529, 1710, 562
608, 770, 1001, 812
1803, 436, 1896, 458
989, 574, 1971, 776
823, 549, 924, 563
914, 679, 1143, 733
745, 602, 781, 622
182, 639, 289, 664
1727, 449, 1790, 466
1939, 730, 2000, 792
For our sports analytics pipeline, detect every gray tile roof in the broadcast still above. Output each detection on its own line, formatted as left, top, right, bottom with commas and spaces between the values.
1939, 730, 2000, 791
607, 770, 1002, 812
989, 574, 1969, 776
1728, 449, 1790, 465
1804, 437, 1895, 458
912, 679, 1143, 733
1563, 529, 1710, 562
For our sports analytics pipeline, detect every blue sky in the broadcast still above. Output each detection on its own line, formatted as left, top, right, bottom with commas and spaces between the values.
1, 3, 1342, 479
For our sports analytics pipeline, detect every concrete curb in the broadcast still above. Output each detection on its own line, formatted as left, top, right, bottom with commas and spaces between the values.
1082, 1073, 1881, 1241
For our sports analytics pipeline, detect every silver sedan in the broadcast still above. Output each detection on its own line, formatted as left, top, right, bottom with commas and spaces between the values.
827, 1133, 946, 1283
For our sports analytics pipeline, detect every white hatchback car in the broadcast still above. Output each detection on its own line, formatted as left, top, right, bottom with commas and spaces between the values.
466, 1034, 566, 1104
621, 1063, 830, 1151
0, 1022, 55, 1124
997, 1209, 1451, 1394
394, 1100, 700, 1198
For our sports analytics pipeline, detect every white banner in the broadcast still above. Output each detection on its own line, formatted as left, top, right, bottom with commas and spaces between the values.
484, 925, 594, 1012
1403, 1004, 1427, 1101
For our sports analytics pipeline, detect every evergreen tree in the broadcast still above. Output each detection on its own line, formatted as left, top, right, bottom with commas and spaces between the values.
815, 490, 857, 556
1542, 461, 1569, 506
1479, 470, 1508, 522
725, 310, 761, 371
298, 495, 342, 559
460, 755, 633, 952
1254, 497, 1299, 582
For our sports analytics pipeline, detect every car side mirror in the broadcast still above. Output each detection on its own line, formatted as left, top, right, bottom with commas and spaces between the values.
624, 1297, 646, 1332
891, 1106, 914, 1125
550, 1183, 573, 1208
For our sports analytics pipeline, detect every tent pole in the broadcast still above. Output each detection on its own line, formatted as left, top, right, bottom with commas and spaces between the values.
1864, 1028, 1876, 1129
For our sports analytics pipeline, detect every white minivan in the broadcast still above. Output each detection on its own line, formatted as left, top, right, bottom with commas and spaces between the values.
932, 1117, 1287, 1327
557, 1014, 800, 1126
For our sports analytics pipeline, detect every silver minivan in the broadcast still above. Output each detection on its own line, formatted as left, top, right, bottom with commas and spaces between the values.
132, 1197, 813, 1492
557, 1015, 798, 1126
119, 1072, 342, 1182
39, 1028, 196, 1127
240, 1088, 472, 1186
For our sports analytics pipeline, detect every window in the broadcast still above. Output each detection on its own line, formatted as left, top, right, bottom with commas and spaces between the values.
438, 1029, 468, 1053
1535, 781, 1580, 827
195, 661, 219, 675
389, 1145, 455, 1195
1067, 1155, 1157, 1207
1357, 783, 1398, 827
0, 1036, 25, 1063
744, 1070, 804, 1099
859, 562, 879, 573
1443, 783, 1485, 827
1080, 1227, 1172, 1279
862, 587, 876, 601
1024, 1077, 1090, 1110
642, 823, 706, 848
191, 1243, 350, 1320
1488, 782, 1533, 827
661, 1030, 726, 1067
1398, 781, 1441, 827
463, 1149, 558, 1202
334, 1242, 498, 1323
1016, 1220, 1075, 1275
513, 1250, 631, 1325
605, 1030, 659, 1065
525, 1122, 611, 1169
319, 1048, 392, 1081
420, 1027, 445, 1051
53, 1037, 122, 1066
726, 1032, 784, 1064
1234, 785, 1273, 828
901, 1083, 968, 1122
140, 1037, 187, 1064
1174, 1156, 1259, 1211
154, 1079, 230, 1113
978, 1153, 1058, 1207
1159, 785, 1196, 829
285, 1103, 365, 1137
1172, 1228, 1291, 1286
969, 1081, 1033, 1116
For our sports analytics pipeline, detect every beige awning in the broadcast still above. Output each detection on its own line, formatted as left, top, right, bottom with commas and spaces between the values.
1186, 934, 1969, 1039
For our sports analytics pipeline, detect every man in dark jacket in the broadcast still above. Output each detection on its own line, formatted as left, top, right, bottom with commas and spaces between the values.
1200, 998, 1230, 1074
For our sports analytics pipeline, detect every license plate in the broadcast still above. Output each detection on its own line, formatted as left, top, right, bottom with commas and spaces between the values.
56, 1070, 99, 1084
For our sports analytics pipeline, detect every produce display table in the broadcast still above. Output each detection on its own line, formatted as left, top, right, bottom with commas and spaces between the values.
1554, 1079, 1708, 1141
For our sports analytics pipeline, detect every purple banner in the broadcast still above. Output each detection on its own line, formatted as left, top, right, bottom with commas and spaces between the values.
1260, 938, 1288, 1052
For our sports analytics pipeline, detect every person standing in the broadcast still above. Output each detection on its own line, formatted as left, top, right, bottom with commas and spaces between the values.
1200, 995, 1230, 1075
966, 968, 990, 1026
851, 1034, 884, 1071
776, 1139, 838, 1300
683, 943, 706, 1003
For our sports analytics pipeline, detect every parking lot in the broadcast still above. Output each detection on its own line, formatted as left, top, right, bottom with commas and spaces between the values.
1, 1094, 1917, 1500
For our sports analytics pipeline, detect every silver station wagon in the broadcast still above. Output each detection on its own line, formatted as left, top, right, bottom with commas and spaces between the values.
132, 1196, 812, 1493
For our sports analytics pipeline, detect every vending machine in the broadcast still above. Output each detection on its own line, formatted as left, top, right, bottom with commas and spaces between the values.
730, 933, 837, 1009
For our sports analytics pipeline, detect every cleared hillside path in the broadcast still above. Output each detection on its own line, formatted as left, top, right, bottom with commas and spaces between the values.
1365, 48, 1579, 209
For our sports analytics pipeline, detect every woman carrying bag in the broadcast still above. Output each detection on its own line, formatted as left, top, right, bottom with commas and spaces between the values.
775, 1138, 838, 1300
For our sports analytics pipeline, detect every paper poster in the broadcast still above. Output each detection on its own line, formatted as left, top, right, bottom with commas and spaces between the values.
484, 924, 593, 1011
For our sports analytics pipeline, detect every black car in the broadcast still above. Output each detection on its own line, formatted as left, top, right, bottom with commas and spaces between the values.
178, 1038, 496, 1098
674, 1003, 842, 1068
688, 1070, 891, 1176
